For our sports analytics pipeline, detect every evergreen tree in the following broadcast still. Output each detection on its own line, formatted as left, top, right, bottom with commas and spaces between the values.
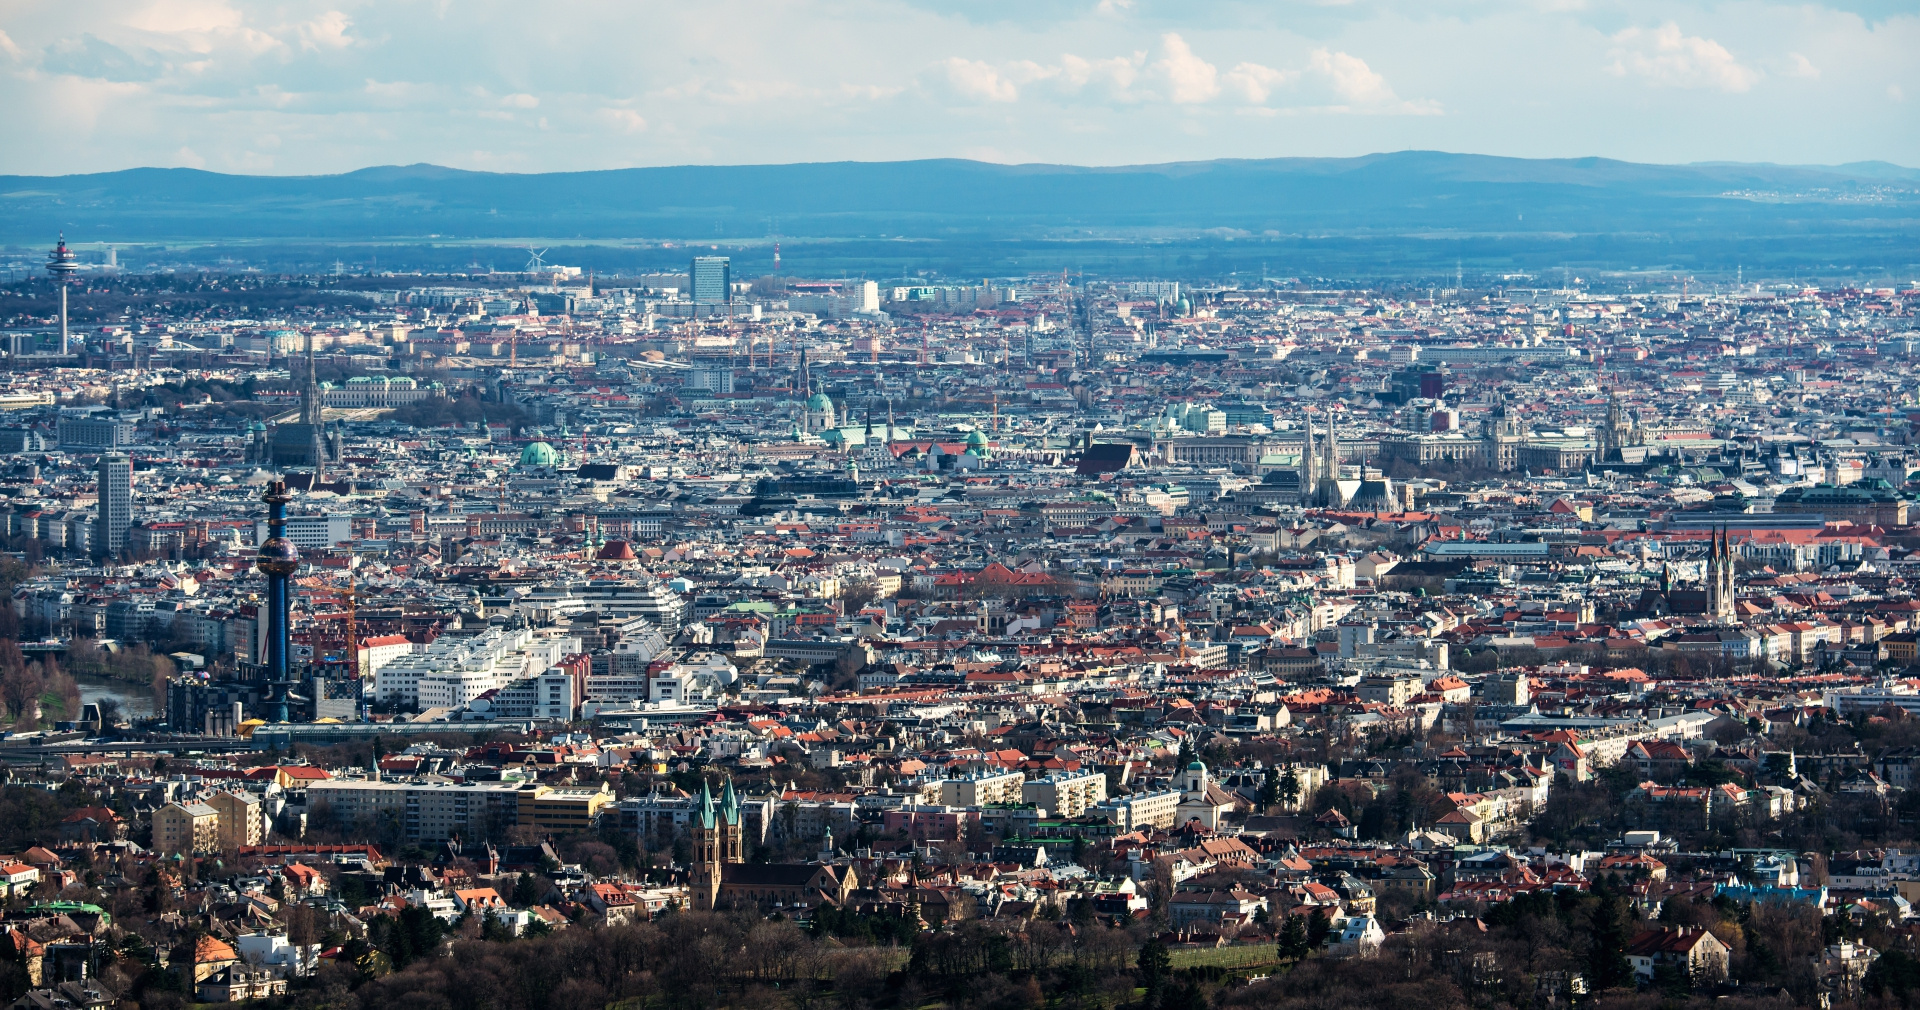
1585, 882, 1635, 991
1278, 911, 1310, 961
1306, 909, 1331, 950
1138, 936, 1172, 995
1257, 767, 1281, 811
1159, 978, 1207, 1010
1280, 766, 1302, 808
511, 871, 539, 907
1868, 949, 1920, 998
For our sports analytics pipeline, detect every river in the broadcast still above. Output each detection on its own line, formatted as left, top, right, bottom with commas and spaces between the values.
75, 674, 156, 718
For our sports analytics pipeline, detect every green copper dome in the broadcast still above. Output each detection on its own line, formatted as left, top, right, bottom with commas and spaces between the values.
519, 441, 557, 467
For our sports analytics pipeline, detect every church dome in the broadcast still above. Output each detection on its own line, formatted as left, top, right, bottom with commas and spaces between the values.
965, 430, 990, 455
806, 392, 833, 411
519, 441, 557, 467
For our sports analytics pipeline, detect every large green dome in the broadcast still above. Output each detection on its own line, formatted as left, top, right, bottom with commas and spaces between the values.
519, 441, 557, 467
806, 392, 833, 411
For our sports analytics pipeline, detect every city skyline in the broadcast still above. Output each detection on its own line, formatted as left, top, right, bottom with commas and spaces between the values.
0, 0, 1915, 176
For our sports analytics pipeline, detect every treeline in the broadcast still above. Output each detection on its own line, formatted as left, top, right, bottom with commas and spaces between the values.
236, 889, 1883, 1010
259, 910, 1147, 1010
41, 855, 1919, 1010
0, 782, 112, 852
389, 391, 527, 432
0, 639, 80, 730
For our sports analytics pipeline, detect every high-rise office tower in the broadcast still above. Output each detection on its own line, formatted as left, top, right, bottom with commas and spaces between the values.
95, 452, 132, 559
690, 256, 731, 305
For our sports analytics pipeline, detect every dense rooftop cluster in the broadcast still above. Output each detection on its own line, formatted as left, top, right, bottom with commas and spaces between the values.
3, 267, 1920, 1010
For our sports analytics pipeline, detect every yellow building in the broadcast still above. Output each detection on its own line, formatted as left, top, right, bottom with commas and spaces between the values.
516, 783, 613, 833
209, 791, 263, 850
153, 802, 220, 855
940, 770, 1026, 808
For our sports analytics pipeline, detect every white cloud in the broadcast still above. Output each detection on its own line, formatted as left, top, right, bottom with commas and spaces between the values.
599, 108, 647, 132
501, 93, 539, 108
840, 82, 905, 101
930, 38, 1429, 116
0, 29, 23, 61
1307, 48, 1398, 106
1608, 23, 1759, 93
1152, 33, 1219, 104
1058, 53, 1142, 96
1226, 62, 1298, 104
120, 0, 284, 57
1784, 53, 1819, 79
124, 0, 244, 35
297, 11, 354, 51
941, 57, 1019, 102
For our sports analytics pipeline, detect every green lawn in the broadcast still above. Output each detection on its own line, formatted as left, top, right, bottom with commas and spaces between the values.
1166, 945, 1279, 970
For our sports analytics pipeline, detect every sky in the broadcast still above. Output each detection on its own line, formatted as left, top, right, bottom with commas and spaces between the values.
0, 0, 1915, 176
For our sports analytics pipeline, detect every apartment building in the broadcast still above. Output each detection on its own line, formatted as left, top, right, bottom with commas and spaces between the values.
939, 770, 1027, 808
1022, 771, 1110, 818
153, 801, 220, 855
209, 790, 263, 850
1094, 789, 1183, 831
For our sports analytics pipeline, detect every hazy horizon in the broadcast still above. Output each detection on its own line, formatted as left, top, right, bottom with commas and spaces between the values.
5, 149, 1920, 181
1, 1, 1915, 176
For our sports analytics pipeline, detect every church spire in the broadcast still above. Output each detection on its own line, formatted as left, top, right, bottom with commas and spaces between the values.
1299, 414, 1316, 496
302, 331, 327, 483
302, 331, 321, 425
1323, 416, 1340, 483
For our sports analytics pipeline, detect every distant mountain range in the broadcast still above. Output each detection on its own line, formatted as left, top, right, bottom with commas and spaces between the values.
3, 152, 1916, 276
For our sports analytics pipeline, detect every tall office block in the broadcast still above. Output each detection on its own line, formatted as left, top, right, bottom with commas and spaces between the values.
690, 256, 731, 305
95, 452, 132, 559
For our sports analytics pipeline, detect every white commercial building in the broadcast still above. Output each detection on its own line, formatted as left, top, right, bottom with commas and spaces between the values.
375, 626, 567, 710
1095, 789, 1183, 831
